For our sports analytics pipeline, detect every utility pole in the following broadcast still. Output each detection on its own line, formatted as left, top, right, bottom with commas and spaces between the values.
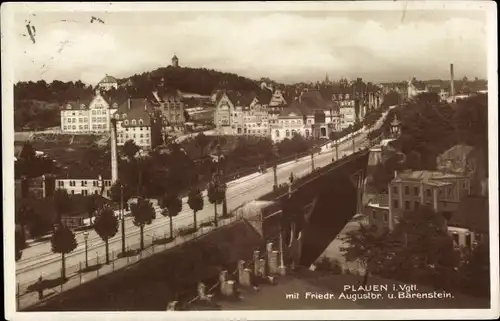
310, 150, 315, 171
120, 184, 126, 255
273, 144, 279, 190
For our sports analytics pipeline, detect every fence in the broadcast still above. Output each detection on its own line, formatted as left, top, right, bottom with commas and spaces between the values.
16, 208, 249, 311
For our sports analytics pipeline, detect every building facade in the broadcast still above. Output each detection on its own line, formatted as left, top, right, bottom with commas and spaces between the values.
151, 87, 186, 126
55, 176, 112, 198
388, 170, 471, 230
114, 98, 161, 148
97, 74, 118, 91
214, 90, 272, 137
60, 90, 119, 133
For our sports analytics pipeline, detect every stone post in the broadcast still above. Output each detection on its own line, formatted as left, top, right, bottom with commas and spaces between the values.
269, 250, 279, 274
237, 260, 245, 284
197, 282, 206, 300
166, 301, 178, 311
253, 250, 260, 276
258, 259, 266, 277
224, 280, 235, 297
266, 242, 273, 273
219, 270, 228, 294
240, 268, 252, 287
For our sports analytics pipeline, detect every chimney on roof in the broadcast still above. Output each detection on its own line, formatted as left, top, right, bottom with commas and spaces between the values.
450, 63, 455, 97
128, 98, 131, 110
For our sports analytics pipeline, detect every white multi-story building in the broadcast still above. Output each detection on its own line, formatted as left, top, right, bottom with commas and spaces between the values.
60, 89, 119, 133
55, 176, 113, 198
271, 91, 341, 143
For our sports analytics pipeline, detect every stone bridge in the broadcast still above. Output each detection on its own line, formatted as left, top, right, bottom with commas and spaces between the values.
262, 149, 370, 268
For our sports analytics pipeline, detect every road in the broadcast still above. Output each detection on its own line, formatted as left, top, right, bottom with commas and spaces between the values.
16, 111, 389, 286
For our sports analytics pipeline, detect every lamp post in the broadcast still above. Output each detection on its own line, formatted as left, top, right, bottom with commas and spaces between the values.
310, 148, 315, 172
273, 144, 279, 190
83, 231, 89, 268
120, 183, 126, 254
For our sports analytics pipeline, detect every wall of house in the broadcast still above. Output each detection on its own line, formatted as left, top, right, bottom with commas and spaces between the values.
56, 178, 112, 197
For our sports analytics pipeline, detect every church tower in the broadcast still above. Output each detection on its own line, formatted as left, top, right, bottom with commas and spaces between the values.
172, 54, 179, 68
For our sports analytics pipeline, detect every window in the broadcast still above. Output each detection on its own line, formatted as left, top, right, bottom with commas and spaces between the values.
92, 117, 96, 122
139, 119, 143, 125
405, 201, 411, 210
414, 201, 420, 209
286, 130, 290, 137
124, 120, 129, 125
465, 233, 472, 248
392, 199, 399, 209
426, 189, 431, 197
392, 186, 398, 194
93, 181, 97, 187
71, 190, 75, 195
275, 130, 280, 137
131, 120, 136, 126
58, 181, 64, 187
452, 233, 459, 245
383, 213, 388, 223
404, 186, 410, 195
372, 211, 378, 220
82, 190, 88, 196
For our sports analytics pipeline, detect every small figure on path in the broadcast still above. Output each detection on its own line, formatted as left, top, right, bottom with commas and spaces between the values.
37, 276, 44, 299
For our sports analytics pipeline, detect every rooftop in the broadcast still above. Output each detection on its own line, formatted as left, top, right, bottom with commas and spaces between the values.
98, 74, 118, 84
393, 170, 465, 184
116, 98, 156, 127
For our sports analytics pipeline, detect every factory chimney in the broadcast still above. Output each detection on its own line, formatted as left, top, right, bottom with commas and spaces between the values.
450, 63, 455, 97
110, 118, 119, 184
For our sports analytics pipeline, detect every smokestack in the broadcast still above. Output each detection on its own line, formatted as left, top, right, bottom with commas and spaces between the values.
110, 119, 119, 184
128, 98, 131, 110
450, 63, 455, 97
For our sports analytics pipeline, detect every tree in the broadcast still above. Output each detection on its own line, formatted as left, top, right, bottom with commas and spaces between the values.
340, 223, 389, 286
122, 140, 140, 160
109, 180, 133, 211
382, 205, 459, 288
207, 178, 225, 226
130, 197, 156, 250
93, 206, 119, 264
85, 194, 101, 225
53, 189, 72, 224
458, 238, 490, 297
187, 188, 204, 230
51, 225, 78, 280
159, 192, 183, 239
19, 142, 36, 161
194, 132, 210, 159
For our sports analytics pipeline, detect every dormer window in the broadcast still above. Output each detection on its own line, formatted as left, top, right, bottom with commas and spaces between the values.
138, 119, 144, 125
122, 113, 127, 119
115, 114, 120, 119
131, 120, 137, 126
124, 120, 129, 125
346, 94, 350, 100
112, 103, 118, 108
66, 104, 72, 109
80, 104, 86, 109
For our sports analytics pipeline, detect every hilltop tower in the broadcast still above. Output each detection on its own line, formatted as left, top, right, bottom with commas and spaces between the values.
172, 54, 179, 68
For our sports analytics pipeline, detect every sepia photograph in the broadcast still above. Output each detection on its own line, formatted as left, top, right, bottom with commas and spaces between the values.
2, 1, 498, 320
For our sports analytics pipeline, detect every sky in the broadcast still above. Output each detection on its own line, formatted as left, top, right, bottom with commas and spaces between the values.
11, 3, 490, 86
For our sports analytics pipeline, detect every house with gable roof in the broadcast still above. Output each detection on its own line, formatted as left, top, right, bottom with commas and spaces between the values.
60, 88, 124, 133
214, 90, 272, 136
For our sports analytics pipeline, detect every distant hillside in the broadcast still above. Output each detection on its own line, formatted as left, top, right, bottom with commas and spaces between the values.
120, 65, 261, 97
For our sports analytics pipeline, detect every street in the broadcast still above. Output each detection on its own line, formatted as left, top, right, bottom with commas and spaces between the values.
16, 112, 388, 286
